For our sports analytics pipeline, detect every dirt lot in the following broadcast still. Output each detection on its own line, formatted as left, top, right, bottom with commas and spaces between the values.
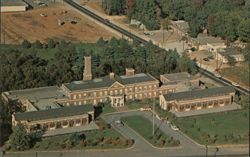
0, 3, 117, 44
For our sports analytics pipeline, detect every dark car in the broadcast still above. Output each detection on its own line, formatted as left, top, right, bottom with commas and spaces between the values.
203, 58, 209, 61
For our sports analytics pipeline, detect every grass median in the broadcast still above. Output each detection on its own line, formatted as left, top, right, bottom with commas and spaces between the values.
121, 115, 180, 148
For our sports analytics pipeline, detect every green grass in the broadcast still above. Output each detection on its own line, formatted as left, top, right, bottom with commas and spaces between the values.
35, 48, 59, 60
173, 109, 249, 145
126, 99, 154, 110
102, 104, 116, 114
121, 115, 180, 147
219, 63, 249, 86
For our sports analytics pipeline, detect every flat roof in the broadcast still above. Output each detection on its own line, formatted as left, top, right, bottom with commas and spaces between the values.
164, 86, 235, 101
14, 104, 94, 121
195, 34, 225, 45
64, 73, 158, 91
161, 72, 197, 82
117, 73, 157, 85
218, 48, 243, 57
64, 76, 116, 91
172, 20, 189, 33
5, 86, 66, 101
1, 0, 27, 6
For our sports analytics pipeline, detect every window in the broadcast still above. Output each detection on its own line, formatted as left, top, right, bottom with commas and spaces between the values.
130, 88, 133, 92
83, 93, 86, 97
120, 89, 123, 94
105, 91, 107, 95
84, 101, 87, 104
73, 95, 76, 99
149, 85, 152, 89
115, 90, 118, 95
93, 92, 96, 97
78, 94, 82, 99
110, 91, 113, 95
99, 91, 103, 96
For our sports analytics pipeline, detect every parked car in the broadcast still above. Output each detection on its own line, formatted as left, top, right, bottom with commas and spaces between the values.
115, 120, 124, 126
105, 19, 110, 23
203, 58, 209, 61
214, 73, 222, 78
140, 107, 151, 111
170, 125, 179, 131
232, 82, 240, 87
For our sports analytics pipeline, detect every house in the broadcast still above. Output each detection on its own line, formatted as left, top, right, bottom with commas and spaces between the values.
213, 48, 245, 64
193, 34, 227, 52
170, 20, 189, 37
1, 0, 28, 12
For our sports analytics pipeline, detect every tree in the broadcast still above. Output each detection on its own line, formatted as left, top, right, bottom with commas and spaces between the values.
21, 40, 31, 48
33, 40, 43, 49
47, 39, 56, 48
238, 19, 250, 42
225, 55, 236, 66
130, 0, 161, 30
243, 44, 250, 61
9, 123, 31, 151
102, 0, 125, 15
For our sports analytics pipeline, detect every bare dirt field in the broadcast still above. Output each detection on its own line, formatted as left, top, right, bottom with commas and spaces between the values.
0, 3, 117, 44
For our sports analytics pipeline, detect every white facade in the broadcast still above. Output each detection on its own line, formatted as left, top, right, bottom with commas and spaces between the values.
1, 6, 26, 12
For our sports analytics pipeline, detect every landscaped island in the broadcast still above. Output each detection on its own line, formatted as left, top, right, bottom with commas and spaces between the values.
121, 115, 180, 148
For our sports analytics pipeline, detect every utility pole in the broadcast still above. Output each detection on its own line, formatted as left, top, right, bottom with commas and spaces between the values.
152, 99, 155, 137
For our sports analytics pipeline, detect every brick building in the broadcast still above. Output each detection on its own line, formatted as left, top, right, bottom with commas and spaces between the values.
159, 86, 235, 115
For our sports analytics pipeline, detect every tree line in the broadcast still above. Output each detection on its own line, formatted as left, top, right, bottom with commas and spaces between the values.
0, 38, 197, 93
102, 0, 250, 42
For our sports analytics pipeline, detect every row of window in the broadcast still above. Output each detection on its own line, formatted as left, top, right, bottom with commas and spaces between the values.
71, 84, 159, 100
177, 98, 231, 109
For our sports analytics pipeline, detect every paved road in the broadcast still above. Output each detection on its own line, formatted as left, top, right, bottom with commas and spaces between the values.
3, 111, 249, 157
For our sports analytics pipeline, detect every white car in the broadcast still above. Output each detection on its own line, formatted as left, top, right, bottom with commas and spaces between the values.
232, 82, 240, 87
115, 120, 124, 126
214, 73, 222, 78
170, 125, 179, 131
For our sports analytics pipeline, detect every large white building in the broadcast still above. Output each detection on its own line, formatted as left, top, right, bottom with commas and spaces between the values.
1, 0, 28, 13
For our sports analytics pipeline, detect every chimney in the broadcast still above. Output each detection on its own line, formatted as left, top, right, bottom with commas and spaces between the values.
125, 68, 135, 76
83, 56, 92, 80
109, 72, 115, 79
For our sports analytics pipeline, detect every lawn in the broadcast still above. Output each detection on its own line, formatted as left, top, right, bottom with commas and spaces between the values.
173, 109, 249, 145
121, 115, 180, 147
101, 103, 116, 114
126, 99, 154, 110
32, 119, 133, 150
219, 63, 249, 87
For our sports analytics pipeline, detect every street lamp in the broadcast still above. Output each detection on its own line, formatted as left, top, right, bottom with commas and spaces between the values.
214, 147, 219, 157
205, 145, 208, 157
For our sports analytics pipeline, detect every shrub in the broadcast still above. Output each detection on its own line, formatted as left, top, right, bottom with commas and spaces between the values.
22, 40, 31, 48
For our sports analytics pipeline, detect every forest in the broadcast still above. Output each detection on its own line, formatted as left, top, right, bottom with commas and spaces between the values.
102, 0, 250, 42
0, 38, 197, 93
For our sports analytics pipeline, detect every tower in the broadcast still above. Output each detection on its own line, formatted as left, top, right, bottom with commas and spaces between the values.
83, 56, 92, 81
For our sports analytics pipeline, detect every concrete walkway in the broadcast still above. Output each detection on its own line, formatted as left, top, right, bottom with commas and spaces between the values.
43, 122, 99, 137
